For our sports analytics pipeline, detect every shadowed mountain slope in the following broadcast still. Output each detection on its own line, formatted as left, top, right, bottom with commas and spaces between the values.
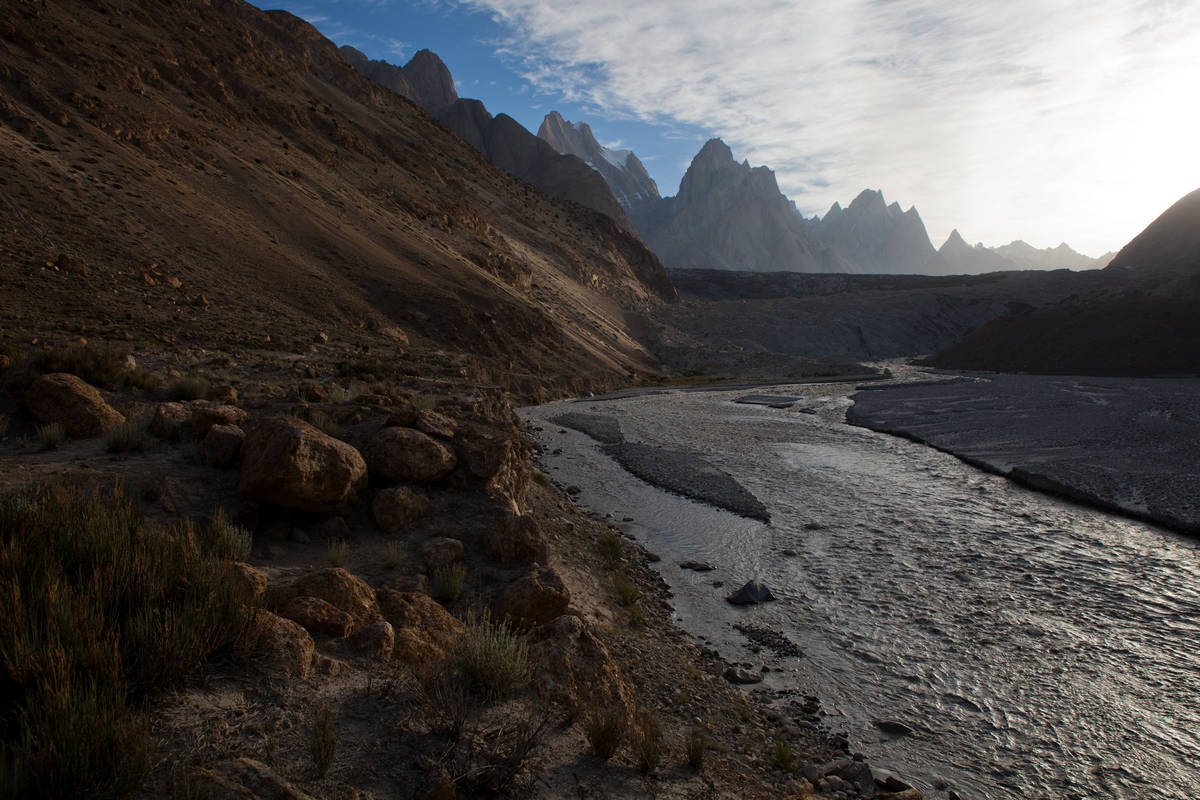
0, 0, 674, 396
927, 188, 1200, 376
537, 111, 660, 215
341, 48, 637, 234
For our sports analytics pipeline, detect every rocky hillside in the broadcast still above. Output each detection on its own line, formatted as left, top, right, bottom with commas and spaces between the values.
926, 188, 1200, 376
0, 0, 678, 400
537, 110, 661, 215
341, 48, 638, 235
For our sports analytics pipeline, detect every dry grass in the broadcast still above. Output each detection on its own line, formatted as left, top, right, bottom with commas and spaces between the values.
384, 540, 407, 570
327, 538, 350, 567
168, 376, 210, 401
431, 563, 465, 603
597, 530, 623, 570
582, 707, 627, 760
36, 421, 65, 450
105, 419, 152, 453
308, 704, 338, 778
451, 612, 530, 702
34, 344, 157, 391
0, 484, 250, 797
686, 728, 708, 771
770, 738, 794, 772
632, 711, 662, 774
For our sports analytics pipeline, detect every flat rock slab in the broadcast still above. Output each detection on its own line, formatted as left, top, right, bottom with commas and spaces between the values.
603, 441, 770, 522
847, 374, 1200, 533
734, 394, 802, 409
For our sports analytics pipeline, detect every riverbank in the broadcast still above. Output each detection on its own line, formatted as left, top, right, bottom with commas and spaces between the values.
846, 373, 1200, 534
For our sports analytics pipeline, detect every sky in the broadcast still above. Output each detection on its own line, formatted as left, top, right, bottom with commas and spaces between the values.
257, 0, 1200, 256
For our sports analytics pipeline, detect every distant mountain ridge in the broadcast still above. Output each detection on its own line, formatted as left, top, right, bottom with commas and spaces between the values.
534, 114, 1107, 276
341, 47, 637, 234
537, 111, 660, 214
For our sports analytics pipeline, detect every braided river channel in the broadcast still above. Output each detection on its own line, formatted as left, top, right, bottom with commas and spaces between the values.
521, 380, 1200, 800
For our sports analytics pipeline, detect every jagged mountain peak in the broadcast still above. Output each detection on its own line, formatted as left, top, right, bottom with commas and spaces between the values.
535, 110, 660, 212
402, 48, 457, 113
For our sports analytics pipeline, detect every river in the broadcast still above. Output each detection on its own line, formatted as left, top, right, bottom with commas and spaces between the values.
520, 379, 1200, 800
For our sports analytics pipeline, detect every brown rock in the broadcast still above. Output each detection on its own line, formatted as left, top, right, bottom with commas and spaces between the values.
372, 485, 429, 533
456, 424, 532, 510
351, 620, 395, 658
526, 614, 634, 719
496, 565, 570, 630
149, 401, 192, 439
192, 403, 247, 436
229, 561, 267, 602
365, 426, 456, 483
300, 383, 328, 402
242, 608, 315, 677
416, 408, 456, 438
292, 567, 381, 631
376, 589, 464, 665
319, 516, 351, 540
24, 373, 124, 436
384, 397, 418, 427
193, 757, 317, 800
203, 423, 244, 467
421, 536, 464, 573
239, 417, 367, 514
0, 353, 10, 374
280, 595, 354, 637
483, 510, 547, 564
55, 253, 90, 277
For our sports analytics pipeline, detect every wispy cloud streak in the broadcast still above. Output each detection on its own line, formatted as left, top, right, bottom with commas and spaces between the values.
460, 0, 1200, 252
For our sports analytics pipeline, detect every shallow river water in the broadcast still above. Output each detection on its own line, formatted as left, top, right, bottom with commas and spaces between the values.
521, 382, 1200, 800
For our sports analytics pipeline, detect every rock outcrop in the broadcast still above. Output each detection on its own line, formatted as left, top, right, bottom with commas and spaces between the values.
376, 589, 465, 665
371, 485, 429, 532
239, 418, 367, 513
366, 427, 457, 483
537, 111, 661, 215
24, 373, 124, 436
525, 614, 634, 719
496, 565, 571, 630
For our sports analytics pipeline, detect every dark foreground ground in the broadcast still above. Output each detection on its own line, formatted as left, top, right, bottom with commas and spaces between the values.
846, 373, 1200, 534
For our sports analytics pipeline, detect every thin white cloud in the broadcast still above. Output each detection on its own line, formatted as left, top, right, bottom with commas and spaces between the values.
459, 0, 1200, 253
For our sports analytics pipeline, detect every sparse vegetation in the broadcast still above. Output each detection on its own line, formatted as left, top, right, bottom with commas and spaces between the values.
597, 530, 623, 569
105, 419, 151, 453
612, 572, 640, 607
450, 612, 530, 701
36, 421, 65, 449
632, 711, 662, 774
431, 563, 465, 603
308, 704, 337, 778
0, 484, 249, 798
583, 706, 627, 760
34, 344, 157, 391
306, 409, 341, 438
384, 539, 407, 569
168, 376, 210, 401
327, 538, 350, 567
770, 738, 794, 772
0, 414, 9, 438
686, 728, 708, 771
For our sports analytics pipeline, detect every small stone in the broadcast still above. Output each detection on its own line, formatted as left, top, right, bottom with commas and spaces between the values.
723, 667, 762, 685
726, 580, 776, 605
679, 560, 714, 572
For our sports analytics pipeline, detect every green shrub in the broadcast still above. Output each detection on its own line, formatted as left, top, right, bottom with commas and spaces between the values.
384, 540, 406, 570
597, 530, 623, 570
308, 704, 337, 778
632, 711, 662, 774
612, 572, 640, 607
327, 538, 350, 567
168, 376, 210, 401
582, 707, 627, 760
451, 612, 530, 701
770, 737, 794, 772
686, 728, 707, 771
431, 563, 465, 603
105, 420, 151, 453
34, 345, 157, 391
0, 484, 249, 798
36, 421, 65, 450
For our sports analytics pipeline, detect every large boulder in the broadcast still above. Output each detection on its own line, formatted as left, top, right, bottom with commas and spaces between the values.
496, 565, 570, 630
239, 417, 367, 513
421, 537, 464, 573
351, 620, 395, 659
365, 427, 456, 483
483, 510, 547, 564
280, 595, 354, 637
525, 614, 634, 720
415, 408, 456, 439
229, 562, 268, 603
242, 609, 315, 677
376, 589, 464, 664
192, 403, 247, 436
203, 423, 244, 467
371, 485, 429, 533
149, 401, 192, 439
455, 424, 532, 510
726, 580, 776, 606
291, 568, 381, 632
24, 373, 124, 436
